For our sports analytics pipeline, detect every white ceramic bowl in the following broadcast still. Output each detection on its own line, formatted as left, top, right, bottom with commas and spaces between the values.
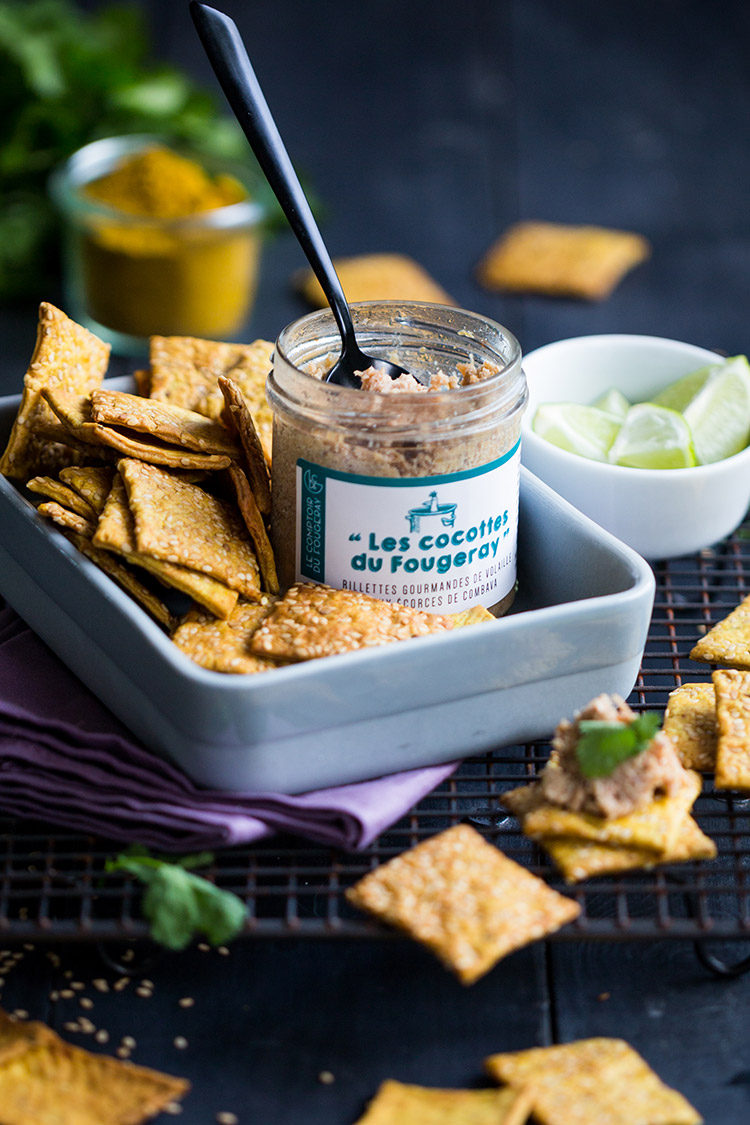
521, 334, 750, 559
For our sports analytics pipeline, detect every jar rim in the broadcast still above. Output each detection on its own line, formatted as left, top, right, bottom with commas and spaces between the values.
48, 133, 265, 231
275, 300, 522, 398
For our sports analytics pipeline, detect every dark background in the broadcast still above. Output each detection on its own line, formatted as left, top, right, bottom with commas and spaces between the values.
3, 2, 750, 1122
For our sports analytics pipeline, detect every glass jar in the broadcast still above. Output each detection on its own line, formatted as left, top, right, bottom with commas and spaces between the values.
268, 301, 527, 616
49, 134, 266, 356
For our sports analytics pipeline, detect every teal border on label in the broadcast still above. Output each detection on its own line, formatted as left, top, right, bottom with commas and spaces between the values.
296, 437, 520, 488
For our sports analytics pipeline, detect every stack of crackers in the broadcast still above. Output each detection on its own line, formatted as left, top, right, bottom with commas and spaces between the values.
661, 592, 750, 792
0, 1008, 187, 1124
497, 696, 716, 884
0, 303, 480, 674
354, 1037, 701, 1124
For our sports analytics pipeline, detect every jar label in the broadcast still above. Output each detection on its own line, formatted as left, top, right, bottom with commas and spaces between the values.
295, 439, 520, 612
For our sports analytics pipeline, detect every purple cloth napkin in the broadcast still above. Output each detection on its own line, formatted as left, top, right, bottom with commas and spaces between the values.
0, 605, 456, 852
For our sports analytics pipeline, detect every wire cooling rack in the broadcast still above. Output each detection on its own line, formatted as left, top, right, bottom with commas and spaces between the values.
2, 528, 750, 963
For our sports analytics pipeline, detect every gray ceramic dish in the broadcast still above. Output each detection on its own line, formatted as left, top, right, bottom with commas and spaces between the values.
0, 383, 655, 793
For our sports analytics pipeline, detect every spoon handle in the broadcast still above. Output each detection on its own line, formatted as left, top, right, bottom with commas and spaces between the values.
190, 2, 356, 351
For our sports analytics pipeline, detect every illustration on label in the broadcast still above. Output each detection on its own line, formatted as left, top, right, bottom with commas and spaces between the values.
296, 440, 520, 612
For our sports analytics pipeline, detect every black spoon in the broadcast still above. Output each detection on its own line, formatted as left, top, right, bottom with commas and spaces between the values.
190, 1, 412, 389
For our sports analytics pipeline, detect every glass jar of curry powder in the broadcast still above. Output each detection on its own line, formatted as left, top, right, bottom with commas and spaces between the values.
268, 301, 527, 616
50, 134, 266, 355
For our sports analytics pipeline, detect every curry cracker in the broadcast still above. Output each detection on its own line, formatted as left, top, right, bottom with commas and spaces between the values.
93, 475, 239, 619
0, 302, 109, 479
712, 668, 750, 790
663, 682, 717, 771
484, 1037, 702, 1125
219, 374, 272, 516
345, 824, 580, 984
172, 602, 279, 674
119, 458, 261, 599
250, 582, 452, 661
0, 1008, 188, 1125
352, 1078, 534, 1125
476, 220, 650, 300
295, 252, 453, 307
690, 595, 750, 669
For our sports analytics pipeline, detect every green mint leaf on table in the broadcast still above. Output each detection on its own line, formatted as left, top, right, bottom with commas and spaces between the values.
575, 712, 662, 779
105, 848, 248, 952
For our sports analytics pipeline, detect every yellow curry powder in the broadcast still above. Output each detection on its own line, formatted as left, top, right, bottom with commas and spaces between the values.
79, 146, 261, 339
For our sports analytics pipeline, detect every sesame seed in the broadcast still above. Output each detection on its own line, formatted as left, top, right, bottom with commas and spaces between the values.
93, 979, 109, 993
95, 1030, 110, 1044
60, 989, 74, 1000
140, 979, 154, 989
217, 946, 230, 956
122, 1035, 137, 1049
216, 1114, 239, 1125
318, 1071, 335, 1085
116, 1046, 131, 1059
12, 1009, 28, 1020
178, 997, 195, 1008
71, 981, 85, 991
136, 986, 153, 998
173, 1036, 188, 1050
79, 997, 94, 1010
198, 943, 210, 952
114, 978, 130, 991
164, 1104, 183, 1116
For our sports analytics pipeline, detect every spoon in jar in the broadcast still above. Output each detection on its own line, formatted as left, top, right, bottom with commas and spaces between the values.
190, 1, 412, 389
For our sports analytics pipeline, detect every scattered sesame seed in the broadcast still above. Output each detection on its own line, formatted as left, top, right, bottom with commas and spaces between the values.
173, 1037, 188, 1050
95, 1030, 110, 1044
178, 997, 195, 1008
164, 1104, 183, 1116
63, 970, 73, 979
122, 1036, 136, 1049
318, 1071, 335, 1085
216, 1114, 239, 1125
122, 949, 135, 962
60, 989, 74, 1000
116, 1046, 131, 1059
49, 990, 59, 1001
114, 978, 130, 992
197, 943, 210, 952
217, 946, 230, 956
12, 1009, 28, 1020
78, 1018, 95, 1034
79, 997, 94, 1010
71, 981, 85, 991
93, 979, 109, 992
22, 943, 34, 952
598, 991, 612, 1001
64, 1021, 80, 1032
136, 986, 153, 998
140, 979, 154, 989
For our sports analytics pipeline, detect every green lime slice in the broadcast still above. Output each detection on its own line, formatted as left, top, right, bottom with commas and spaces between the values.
532, 403, 621, 462
591, 387, 630, 419
608, 403, 696, 469
682, 355, 750, 464
651, 365, 715, 412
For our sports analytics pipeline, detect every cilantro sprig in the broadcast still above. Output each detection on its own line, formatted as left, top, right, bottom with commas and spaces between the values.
575, 711, 662, 779
105, 847, 248, 952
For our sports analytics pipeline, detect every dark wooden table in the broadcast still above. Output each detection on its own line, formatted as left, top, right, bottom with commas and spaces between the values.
2, 1, 750, 1121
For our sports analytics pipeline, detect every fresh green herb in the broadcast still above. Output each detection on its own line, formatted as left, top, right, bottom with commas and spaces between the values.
0, 0, 269, 298
575, 711, 662, 779
105, 846, 248, 952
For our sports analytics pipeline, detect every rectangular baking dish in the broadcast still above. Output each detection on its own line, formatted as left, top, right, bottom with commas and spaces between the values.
0, 382, 655, 793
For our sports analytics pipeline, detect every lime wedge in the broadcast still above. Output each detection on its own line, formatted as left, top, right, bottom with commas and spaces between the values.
532, 403, 621, 462
651, 365, 715, 412
682, 355, 750, 464
608, 403, 695, 469
591, 387, 630, 419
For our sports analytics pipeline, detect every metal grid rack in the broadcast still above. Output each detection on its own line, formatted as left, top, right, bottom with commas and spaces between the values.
2, 528, 750, 954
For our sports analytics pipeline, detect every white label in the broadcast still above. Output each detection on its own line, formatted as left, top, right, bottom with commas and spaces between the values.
295, 439, 520, 612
